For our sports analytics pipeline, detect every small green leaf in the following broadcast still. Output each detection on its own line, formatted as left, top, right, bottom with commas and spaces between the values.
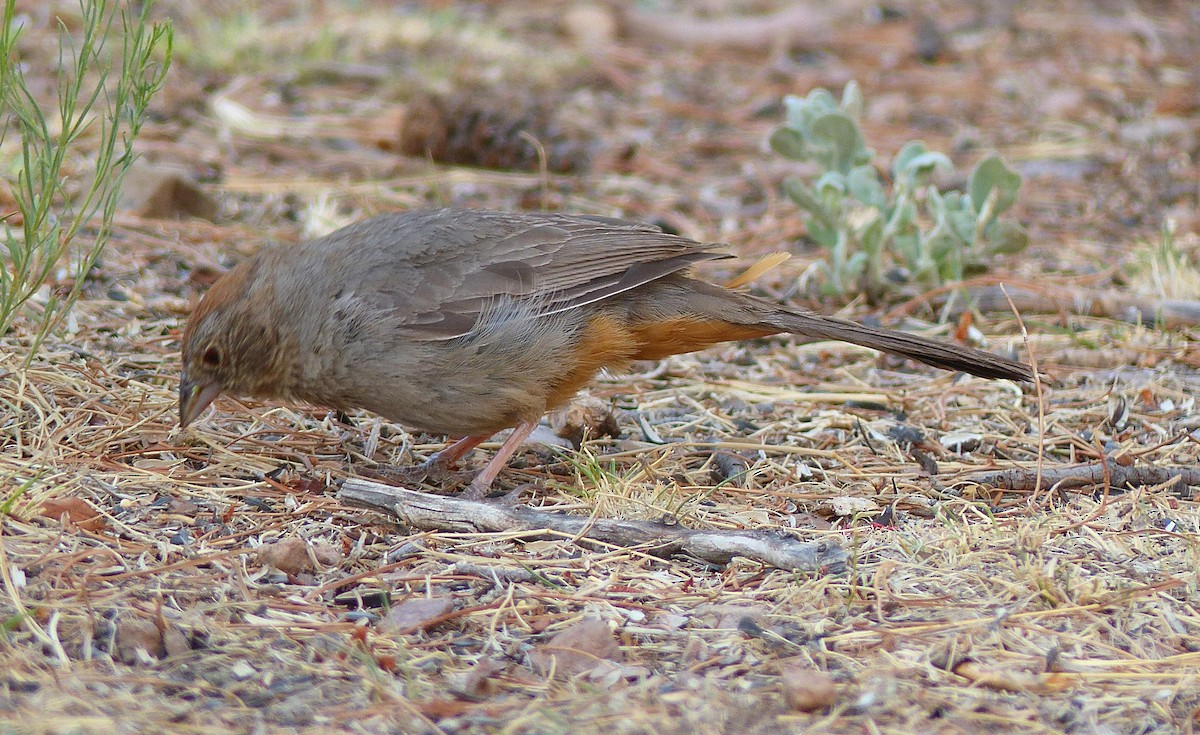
893, 141, 950, 188
926, 186, 945, 217
806, 88, 838, 112
817, 262, 843, 295
941, 190, 967, 212
769, 127, 807, 160
840, 80, 864, 119
846, 251, 868, 279
892, 141, 930, 176
811, 113, 867, 174
814, 170, 847, 199
847, 165, 885, 209
807, 220, 838, 249
782, 177, 823, 214
782, 94, 810, 130
820, 281, 842, 296
938, 255, 965, 282
857, 213, 884, 255
898, 155, 951, 192
985, 219, 1029, 254
891, 199, 918, 231
926, 226, 958, 261
969, 155, 1022, 217
893, 232, 921, 266
947, 210, 975, 244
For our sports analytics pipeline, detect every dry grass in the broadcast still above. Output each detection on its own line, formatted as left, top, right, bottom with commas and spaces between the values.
3, 1, 1200, 733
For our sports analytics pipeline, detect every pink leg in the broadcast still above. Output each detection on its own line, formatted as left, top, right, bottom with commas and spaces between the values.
462, 421, 539, 500
428, 435, 487, 468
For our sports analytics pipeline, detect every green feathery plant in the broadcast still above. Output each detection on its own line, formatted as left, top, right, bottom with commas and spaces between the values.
0, 0, 172, 359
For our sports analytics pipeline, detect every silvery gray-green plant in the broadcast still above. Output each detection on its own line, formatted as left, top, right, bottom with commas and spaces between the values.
770, 81, 1027, 301
0, 0, 172, 359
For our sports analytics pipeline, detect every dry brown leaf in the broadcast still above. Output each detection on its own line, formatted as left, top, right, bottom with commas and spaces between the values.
415, 698, 473, 720
552, 394, 620, 447
695, 604, 766, 630
459, 658, 507, 699
528, 618, 621, 679
39, 497, 107, 532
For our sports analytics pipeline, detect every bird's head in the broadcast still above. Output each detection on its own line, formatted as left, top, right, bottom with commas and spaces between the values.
179, 258, 288, 427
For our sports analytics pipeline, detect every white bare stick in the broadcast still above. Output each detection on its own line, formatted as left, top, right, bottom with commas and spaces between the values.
338, 479, 846, 573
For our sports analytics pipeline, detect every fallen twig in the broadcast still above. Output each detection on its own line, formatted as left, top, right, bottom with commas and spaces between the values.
961, 461, 1200, 493
338, 479, 846, 573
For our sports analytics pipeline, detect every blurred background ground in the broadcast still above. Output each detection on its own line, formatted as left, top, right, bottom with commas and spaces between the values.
1, 1, 1199, 733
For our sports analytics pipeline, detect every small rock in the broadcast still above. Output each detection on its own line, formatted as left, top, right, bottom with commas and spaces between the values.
939, 431, 983, 453
656, 613, 689, 630
162, 626, 192, 658
382, 597, 455, 632
312, 543, 343, 566
912, 13, 947, 62
258, 538, 314, 575
334, 587, 391, 609
115, 617, 164, 664
117, 159, 218, 221
561, 4, 617, 49
525, 424, 575, 450
826, 496, 879, 517
780, 667, 837, 712
230, 660, 257, 681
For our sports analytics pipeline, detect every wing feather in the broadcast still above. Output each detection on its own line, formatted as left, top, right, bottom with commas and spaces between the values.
315, 209, 731, 340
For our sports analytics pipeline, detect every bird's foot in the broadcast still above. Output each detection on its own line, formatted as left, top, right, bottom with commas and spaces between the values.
460, 478, 490, 501
460, 479, 534, 503
363, 454, 470, 489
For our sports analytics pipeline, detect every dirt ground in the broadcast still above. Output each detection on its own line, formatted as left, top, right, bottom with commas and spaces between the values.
3, 1, 1200, 733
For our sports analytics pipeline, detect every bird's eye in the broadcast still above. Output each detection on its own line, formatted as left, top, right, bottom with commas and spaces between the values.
202, 346, 222, 367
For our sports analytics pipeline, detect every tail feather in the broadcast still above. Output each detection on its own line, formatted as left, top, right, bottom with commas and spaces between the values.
767, 310, 1034, 382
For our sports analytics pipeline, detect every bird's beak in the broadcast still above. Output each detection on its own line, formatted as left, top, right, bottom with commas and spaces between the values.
179, 375, 224, 428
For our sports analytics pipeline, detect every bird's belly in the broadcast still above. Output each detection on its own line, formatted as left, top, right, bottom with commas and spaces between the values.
364, 376, 538, 438
350, 312, 644, 438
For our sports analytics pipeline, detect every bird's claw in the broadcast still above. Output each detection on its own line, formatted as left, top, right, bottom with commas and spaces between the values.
363, 457, 470, 489
460, 480, 534, 503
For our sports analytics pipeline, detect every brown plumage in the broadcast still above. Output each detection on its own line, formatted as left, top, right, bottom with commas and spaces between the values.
180, 208, 1032, 497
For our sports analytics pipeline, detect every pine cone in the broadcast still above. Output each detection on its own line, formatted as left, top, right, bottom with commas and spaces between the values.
399, 94, 590, 173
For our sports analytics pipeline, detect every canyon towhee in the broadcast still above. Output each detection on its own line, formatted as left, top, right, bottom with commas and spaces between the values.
180, 208, 1032, 497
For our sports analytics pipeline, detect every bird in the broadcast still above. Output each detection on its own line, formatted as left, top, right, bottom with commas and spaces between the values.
180, 208, 1033, 498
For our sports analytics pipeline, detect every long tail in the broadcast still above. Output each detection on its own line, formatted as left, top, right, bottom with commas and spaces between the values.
763, 309, 1034, 382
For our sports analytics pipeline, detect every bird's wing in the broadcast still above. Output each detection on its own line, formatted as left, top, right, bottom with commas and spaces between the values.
328, 209, 731, 340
